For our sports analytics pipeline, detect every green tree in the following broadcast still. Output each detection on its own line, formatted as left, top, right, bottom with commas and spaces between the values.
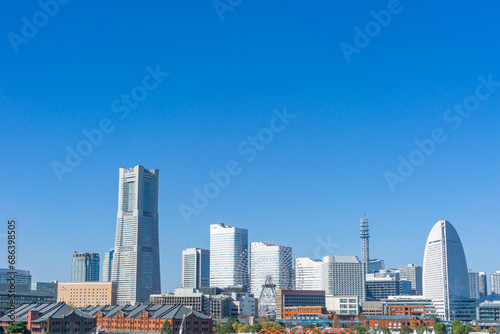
7, 322, 30, 334
243, 323, 262, 333
416, 324, 428, 334
488, 326, 498, 334
353, 324, 367, 334
161, 320, 172, 334
400, 325, 412, 334
379, 327, 390, 334
434, 323, 446, 334
0, 326, 4, 334
261, 322, 283, 330
451, 319, 463, 334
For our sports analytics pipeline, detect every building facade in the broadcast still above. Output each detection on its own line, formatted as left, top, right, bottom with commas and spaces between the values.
31, 281, 58, 301
477, 298, 500, 322
0, 268, 32, 289
102, 249, 114, 282
0, 302, 96, 334
322, 255, 365, 301
81, 304, 212, 334
276, 290, 325, 320
295, 258, 323, 290
399, 264, 423, 296
363, 316, 435, 330
0, 284, 55, 315
469, 270, 480, 299
366, 276, 401, 300
182, 248, 210, 289
111, 165, 161, 305
423, 220, 471, 321
491, 271, 500, 295
325, 295, 359, 315
479, 272, 488, 299
209, 223, 248, 289
71, 253, 100, 282
57, 281, 117, 307
388, 305, 426, 317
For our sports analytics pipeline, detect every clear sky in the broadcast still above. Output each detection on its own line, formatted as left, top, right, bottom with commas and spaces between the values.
1, 1, 499, 292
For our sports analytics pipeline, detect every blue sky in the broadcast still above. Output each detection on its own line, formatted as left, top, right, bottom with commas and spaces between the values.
1, 1, 499, 291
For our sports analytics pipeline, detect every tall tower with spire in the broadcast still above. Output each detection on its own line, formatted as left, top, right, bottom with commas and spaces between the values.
360, 213, 370, 274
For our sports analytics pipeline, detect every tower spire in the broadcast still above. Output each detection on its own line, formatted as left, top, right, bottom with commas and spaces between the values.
360, 213, 370, 274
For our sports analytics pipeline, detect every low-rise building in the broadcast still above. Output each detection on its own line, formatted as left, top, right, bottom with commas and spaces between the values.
363, 315, 435, 329
0, 302, 96, 334
361, 301, 384, 316
81, 304, 212, 334
0, 284, 55, 315
276, 290, 325, 320
388, 305, 426, 317
384, 296, 439, 318
325, 295, 359, 315
57, 281, 117, 307
281, 306, 331, 321
477, 298, 500, 322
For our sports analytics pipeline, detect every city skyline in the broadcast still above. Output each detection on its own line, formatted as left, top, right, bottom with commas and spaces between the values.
2, 1, 500, 292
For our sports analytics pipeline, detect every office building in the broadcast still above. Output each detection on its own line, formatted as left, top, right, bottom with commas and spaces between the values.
276, 290, 325, 320
182, 248, 210, 289
71, 252, 100, 282
363, 316, 435, 329
0, 302, 96, 334
0, 268, 32, 289
250, 241, 294, 301
369, 259, 386, 273
366, 275, 402, 300
399, 264, 423, 295
57, 281, 117, 307
295, 258, 323, 290
325, 295, 359, 315
476, 297, 500, 322
479, 272, 488, 299
31, 281, 58, 300
491, 271, 500, 295
423, 220, 473, 321
0, 284, 55, 315
102, 249, 114, 282
111, 165, 161, 305
322, 255, 365, 301
361, 301, 384, 316
469, 270, 480, 299
209, 223, 248, 289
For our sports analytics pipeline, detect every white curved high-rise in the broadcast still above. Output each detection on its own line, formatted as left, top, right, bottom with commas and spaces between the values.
423, 220, 471, 321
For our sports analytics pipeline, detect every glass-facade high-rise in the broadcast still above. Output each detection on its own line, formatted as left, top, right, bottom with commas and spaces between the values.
0, 268, 32, 288
468, 270, 480, 299
71, 253, 99, 282
111, 165, 161, 305
103, 249, 114, 282
182, 248, 210, 289
209, 223, 248, 288
491, 271, 500, 295
479, 272, 488, 298
399, 264, 423, 295
423, 220, 474, 321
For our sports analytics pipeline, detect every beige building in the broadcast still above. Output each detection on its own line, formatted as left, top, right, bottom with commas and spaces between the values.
57, 281, 117, 307
325, 295, 359, 315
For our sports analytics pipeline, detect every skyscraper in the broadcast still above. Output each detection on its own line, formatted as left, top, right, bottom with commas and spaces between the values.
71, 252, 99, 282
479, 272, 488, 298
322, 255, 366, 301
103, 249, 114, 282
250, 242, 294, 299
111, 165, 161, 305
423, 220, 472, 321
491, 271, 500, 295
399, 264, 423, 295
360, 214, 370, 274
295, 257, 323, 290
182, 248, 210, 289
468, 270, 480, 299
209, 223, 248, 288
